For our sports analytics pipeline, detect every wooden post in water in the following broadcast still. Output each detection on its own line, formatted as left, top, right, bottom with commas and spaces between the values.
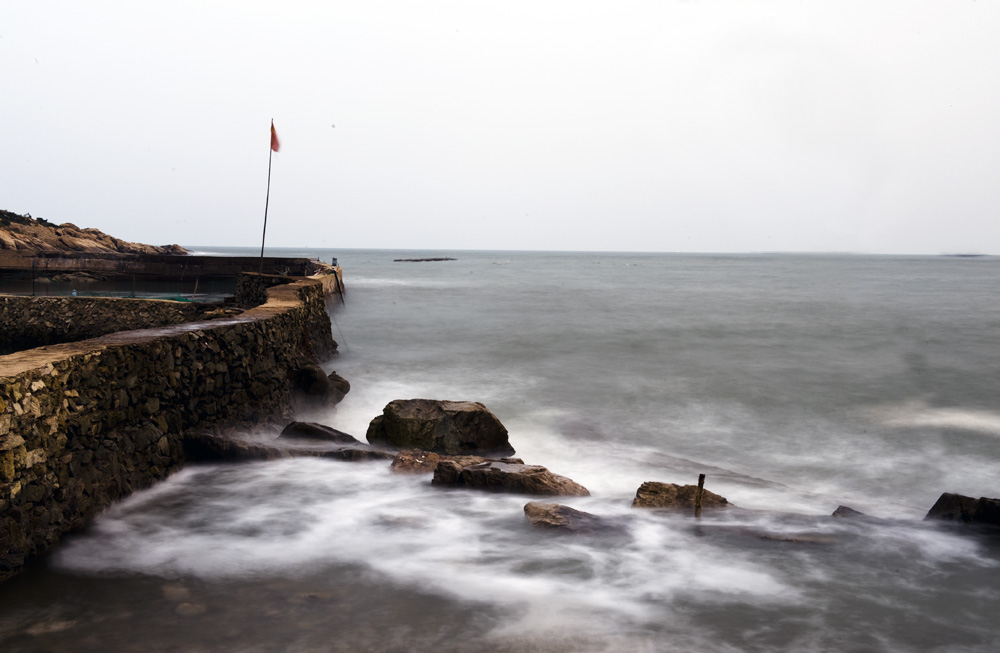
695, 473, 706, 519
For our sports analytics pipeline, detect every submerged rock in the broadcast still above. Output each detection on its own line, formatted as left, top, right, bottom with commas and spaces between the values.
631, 481, 731, 510
183, 432, 295, 462
367, 399, 515, 456
183, 432, 392, 464
432, 460, 589, 496
925, 492, 1000, 527
279, 421, 360, 444
390, 449, 524, 474
391, 449, 444, 474
832, 505, 867, 519
319, 448, 395, 462
523, 502, 615, 532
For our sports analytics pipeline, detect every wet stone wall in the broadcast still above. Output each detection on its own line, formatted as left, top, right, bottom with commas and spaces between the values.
0, 278, 338, 582
0, 296, 230, 355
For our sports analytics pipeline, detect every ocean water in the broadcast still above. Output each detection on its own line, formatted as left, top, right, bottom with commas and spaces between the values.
2, 250, 999, 652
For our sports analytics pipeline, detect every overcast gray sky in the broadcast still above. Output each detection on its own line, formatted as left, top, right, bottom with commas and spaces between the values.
3, 1, 998, 253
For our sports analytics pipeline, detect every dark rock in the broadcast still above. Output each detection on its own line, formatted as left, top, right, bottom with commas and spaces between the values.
523, 502, 614, 532
366, 399, 515, 456
327, 371, 350, 404
279, 421, 360, 444
292, 364, 332, 398
320, 448, 395, 462
22, 483, 47, 503
974, 497, 1000, 526
390, 449, 523, 475
631, 481, 732, 510
290, 366, 351, 407
925, 492, 977, 523
0, 548, 26, 575
756, 532, 836, 544
925, 492, 1000, 527
183, 432, 293, 462
184, 432, 392, 464
832, 505, 866, 519
432, 460, 589, 496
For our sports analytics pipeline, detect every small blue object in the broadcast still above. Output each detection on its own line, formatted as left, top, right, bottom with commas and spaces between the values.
72, 290, 77, 297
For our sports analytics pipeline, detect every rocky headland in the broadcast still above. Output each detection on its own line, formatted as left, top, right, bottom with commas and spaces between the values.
0, 210, 186, 255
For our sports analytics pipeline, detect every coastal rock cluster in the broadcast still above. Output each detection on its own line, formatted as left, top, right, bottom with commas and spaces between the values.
0, 210, 186, 255
264, 397, 1000, 540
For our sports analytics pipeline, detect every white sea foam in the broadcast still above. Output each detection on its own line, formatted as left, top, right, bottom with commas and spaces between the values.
54, 459, 806, 627
870, 400, 1000, 436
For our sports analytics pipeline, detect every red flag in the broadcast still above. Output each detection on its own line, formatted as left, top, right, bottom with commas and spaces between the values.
270, 120, 280, 152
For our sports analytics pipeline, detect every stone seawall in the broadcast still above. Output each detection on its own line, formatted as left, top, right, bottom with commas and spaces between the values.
0, 275, 339, 581
0, 296, 233, 355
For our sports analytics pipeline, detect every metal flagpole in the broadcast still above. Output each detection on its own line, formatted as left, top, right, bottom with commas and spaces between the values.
259, 119, 276, 273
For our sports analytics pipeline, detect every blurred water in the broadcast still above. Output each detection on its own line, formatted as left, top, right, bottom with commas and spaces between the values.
2, 249, 999, 652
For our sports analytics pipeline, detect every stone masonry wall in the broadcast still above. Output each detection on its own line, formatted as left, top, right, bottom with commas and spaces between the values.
0, 277, 339, 581
0, 296, 232, 355
235, 273, 295, 308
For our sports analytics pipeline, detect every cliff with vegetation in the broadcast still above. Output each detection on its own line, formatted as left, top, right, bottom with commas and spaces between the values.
0, 210, 186, 255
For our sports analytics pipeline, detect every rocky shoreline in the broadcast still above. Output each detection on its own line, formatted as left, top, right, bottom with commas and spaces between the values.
0, 210, 185, 255
190, 393, 1000, 540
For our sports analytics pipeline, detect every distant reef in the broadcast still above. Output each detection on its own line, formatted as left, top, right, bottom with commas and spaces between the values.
0, 210, 187, 255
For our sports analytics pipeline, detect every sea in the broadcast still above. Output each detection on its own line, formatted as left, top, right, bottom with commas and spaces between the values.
2, 249, 999, 652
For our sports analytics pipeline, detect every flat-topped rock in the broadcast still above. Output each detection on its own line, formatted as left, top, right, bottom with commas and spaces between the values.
183, 431, 392, 463
367, 399, 514, 456
432, 460, 589, 496
631, 481, 732, 510
523, 502, 616, 532
279, 421, 360, 444
390, 449, 523, 474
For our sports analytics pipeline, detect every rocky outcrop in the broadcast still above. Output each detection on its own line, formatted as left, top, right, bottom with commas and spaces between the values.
183, 431, 392, 463
291, 365, 351, 408
523, 502, 615, 532
432, 460, 590, 496
0, 210, 186, 255
925, 493, 1000, 527
184, 432, 299, 462
0, 211, 186, 255
631, 481, 732, 510
366, 399, 514, 456
328, 372, 350, 403
389, 449, 523, 474
279, 421, 360, 444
